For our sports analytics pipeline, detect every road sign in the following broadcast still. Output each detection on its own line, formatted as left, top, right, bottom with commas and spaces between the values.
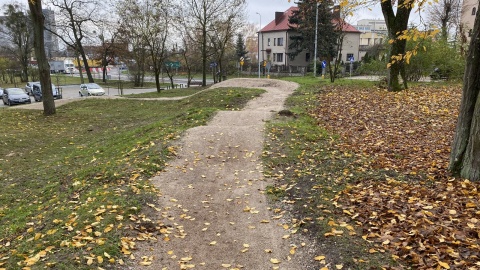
165, 61, 180, 68
240, 61, 244, 66
350, 56, 354, 63
321, 60, 327, 69
210, 62, 217, 68
240, 57, 244, 62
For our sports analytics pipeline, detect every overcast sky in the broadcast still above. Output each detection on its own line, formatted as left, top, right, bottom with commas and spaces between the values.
0, 0, 404, 28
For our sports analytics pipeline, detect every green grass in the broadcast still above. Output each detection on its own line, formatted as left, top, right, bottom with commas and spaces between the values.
263, 76, 403, 268
0, 87, 265, 269
123, 87, 207, 98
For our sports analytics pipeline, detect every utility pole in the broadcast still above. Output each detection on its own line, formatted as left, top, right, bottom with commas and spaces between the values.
256, 12, 261, 79
313, 1, 319, 77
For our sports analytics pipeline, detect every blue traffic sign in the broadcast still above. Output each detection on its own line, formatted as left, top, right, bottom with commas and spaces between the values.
350, 56, 354, 62
321, 60, 327, 68
210, 62, 217, 68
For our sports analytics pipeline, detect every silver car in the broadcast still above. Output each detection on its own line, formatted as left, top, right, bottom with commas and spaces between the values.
2, 88, 31, 106
25, 82, 39, 96
79, 83, 105, 96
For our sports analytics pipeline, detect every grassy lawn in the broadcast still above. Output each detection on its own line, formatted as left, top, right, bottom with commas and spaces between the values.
0, 87, 264, 269
264, 76, 467, 269
123, 87, 207, 98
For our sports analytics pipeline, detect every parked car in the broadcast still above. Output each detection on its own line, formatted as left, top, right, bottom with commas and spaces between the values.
32, 83, 63, 102
0, 88, 3, 98
25, 82, 39, 96
2, 88, 31, 106
79, 83, 105, 96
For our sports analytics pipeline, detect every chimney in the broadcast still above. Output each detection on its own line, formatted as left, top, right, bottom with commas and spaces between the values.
332, 5, 341, 19
275, 12, 283, 25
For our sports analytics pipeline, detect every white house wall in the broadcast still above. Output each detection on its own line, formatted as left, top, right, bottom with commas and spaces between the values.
341, 32, 361, 62
259, 30, 360, 67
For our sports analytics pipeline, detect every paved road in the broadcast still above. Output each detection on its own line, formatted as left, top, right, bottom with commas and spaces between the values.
0, 85, 160, 109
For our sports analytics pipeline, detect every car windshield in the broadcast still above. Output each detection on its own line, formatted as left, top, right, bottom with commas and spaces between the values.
8, 88, 26, 95
87, 83, 101, 89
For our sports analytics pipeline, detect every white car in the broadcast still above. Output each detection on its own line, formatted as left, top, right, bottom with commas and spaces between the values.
79, 83, 105, 96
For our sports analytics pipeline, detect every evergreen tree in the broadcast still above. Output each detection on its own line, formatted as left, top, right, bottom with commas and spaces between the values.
288, 0, 337, 61
235, 33, 248, 59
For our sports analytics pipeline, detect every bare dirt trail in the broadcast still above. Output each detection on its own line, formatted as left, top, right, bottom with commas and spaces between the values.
131, 78, 315, 269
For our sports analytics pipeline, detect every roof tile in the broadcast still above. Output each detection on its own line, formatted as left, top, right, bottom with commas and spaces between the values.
260, 6, 360, 33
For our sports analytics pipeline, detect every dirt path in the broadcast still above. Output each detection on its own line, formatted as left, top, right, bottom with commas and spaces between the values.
131, 78, 316, 269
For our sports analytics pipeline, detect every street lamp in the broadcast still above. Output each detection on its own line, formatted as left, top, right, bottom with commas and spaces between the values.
313, 2, 319, 77
256, 12, 261, 79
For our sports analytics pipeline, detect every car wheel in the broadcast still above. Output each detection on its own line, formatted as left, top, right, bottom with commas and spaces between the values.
7, 99, 11, 106
79, 91, 83, 97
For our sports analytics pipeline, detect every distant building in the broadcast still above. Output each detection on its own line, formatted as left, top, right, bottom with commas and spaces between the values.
460, 0, 478, 43
259, 6, 361, 73
354, 19, 388, 60
43, 9, 60, 59
0, 8, 59, 60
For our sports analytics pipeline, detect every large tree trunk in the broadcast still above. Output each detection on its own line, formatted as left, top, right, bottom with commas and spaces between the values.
28, 0, 55, 116
449, 10, 480, 180
381, 0, 411, 91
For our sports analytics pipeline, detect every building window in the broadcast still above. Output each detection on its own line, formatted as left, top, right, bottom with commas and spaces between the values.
473, 7, 477, 15
278, 37, 284, 46
274, 38, 277, 46
276, 53, 283, 62
273, 53, 276, 62
306, 52, 310, 62
268, 38, 271, 46
346, 53, 354, 62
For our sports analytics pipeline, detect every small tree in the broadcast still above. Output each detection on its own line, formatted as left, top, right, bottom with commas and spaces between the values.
235, 33, 248, 59
0, 3, 34, 82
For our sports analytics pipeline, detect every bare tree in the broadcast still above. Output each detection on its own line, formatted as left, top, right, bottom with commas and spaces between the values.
208, 3, 245, 83
427, 0, 462, 40
117, 0, 173, 90
47, 0, 104, 83
92, 21, 121, 82
181, 0, 246, 86
0, 3, 34, 82
28, 0, 55, 115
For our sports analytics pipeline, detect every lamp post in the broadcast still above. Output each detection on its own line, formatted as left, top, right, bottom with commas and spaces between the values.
313, 2, 319, 77
256, 12, 261, 79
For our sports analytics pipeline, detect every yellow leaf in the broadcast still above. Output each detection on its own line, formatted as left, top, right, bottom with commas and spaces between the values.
140, 261, 152, 266
438, 261, 450, 269
221, 264, 231, 268
209, 241, 217, 246
86, 258, 93, 265
97, 256, 103, 264
314, 255, 325, 261
336, 264, 343, 269
270, 258, 281, 264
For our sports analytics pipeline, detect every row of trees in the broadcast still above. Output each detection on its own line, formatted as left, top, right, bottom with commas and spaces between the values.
2, 0, 247, 90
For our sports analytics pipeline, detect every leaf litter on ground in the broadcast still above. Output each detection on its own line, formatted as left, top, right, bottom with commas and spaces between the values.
309, 83, 480, 269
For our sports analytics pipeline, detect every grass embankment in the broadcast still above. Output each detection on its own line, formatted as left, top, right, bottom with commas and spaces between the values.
0, 87, 264, 269
264, 77, 469, 269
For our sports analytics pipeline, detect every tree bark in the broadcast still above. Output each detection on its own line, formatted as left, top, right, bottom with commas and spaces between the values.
28, 0, 55, 115
449, 9, 480, 180
381, 0, 412, 91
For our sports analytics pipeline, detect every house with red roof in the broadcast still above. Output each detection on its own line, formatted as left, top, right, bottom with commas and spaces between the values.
259, 6, 361, 72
